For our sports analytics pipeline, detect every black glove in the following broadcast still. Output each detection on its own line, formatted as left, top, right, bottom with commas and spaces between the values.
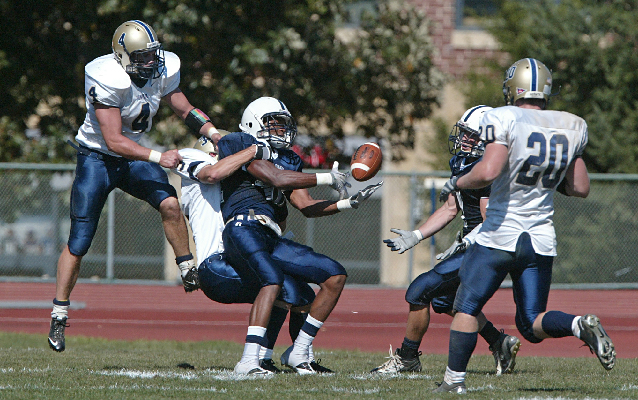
181, 267, 200, 293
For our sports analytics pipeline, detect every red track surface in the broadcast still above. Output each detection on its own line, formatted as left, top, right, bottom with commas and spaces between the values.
1, 282, 636, 359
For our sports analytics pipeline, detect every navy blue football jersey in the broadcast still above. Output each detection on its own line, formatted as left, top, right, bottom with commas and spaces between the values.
217, 132, 303, 223
449, 154, 491, 236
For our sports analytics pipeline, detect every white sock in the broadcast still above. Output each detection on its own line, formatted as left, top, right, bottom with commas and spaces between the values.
443, 366, 466, 385
306, 315, 324, 330
240, 326, 266, 364
308, 344, 315, 362
260, 347, 273, 360
51, 305, 69, 320
572, 316, 583, 339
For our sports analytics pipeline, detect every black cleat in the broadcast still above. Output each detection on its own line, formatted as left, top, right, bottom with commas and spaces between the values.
310, 359, 334, 373
260, 358, 281, 373
48, 317, 69, 352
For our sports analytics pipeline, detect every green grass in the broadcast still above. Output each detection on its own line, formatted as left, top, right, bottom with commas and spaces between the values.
0, 331, 636, 399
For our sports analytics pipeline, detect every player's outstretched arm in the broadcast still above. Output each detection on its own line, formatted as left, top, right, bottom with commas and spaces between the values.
162, 88, 221, 143
288, 182, 382, 218
96, 103, 182, 169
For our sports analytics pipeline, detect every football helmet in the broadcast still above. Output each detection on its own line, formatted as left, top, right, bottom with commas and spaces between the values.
448, 105, 493, 157
239, 97, 297, 149
503, 58, 552, 107
193, 136, 218, 160
112, 20, 165, 79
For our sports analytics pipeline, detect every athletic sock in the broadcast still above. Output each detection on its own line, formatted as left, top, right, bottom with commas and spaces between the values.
541, 311, 577, 338
265, 306, 288, 350
443, 366, 466, 385
240, 326, 267, 365
289, 311, 307, 341
479, 320, 502, 347
572, 315, 583, 339
291, 315, 323, 360
51, 298, 70, 320
399, 337, 421, 359
448, 330, 478, 373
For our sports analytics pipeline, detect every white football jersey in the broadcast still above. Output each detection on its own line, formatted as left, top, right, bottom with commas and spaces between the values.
476, 106, 588, 256
76, 51, 181, 156
173, 148, 225, 263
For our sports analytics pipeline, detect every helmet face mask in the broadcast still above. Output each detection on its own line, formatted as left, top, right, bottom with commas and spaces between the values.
503, 58, 552, 107
448, 105, 493, 158
112, 20, 165, 80
240, 97, 297, 149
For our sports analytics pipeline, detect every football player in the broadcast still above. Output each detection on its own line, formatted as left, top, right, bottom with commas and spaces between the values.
48, 20, 224, 352
434, 58, 616, 394
173, 136, 316, 374
218, 97, 382, 374
373, 105, 520, 375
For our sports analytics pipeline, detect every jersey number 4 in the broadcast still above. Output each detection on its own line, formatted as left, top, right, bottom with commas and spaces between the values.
515, 132, 569, 188
132, 103, 150, 133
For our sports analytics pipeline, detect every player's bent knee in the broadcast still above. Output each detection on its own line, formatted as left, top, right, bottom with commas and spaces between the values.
158, 196, 182, 219
322, 274, 346, 292
516, 319, 544, 343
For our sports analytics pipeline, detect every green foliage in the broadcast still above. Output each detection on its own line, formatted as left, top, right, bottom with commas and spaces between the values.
0, 0, 442, 162
0, 331, 636, 399
489, 0, 638, 173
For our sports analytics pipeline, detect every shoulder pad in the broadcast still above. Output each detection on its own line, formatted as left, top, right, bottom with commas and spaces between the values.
163, 51, 181, 80
85, 55, 130, 90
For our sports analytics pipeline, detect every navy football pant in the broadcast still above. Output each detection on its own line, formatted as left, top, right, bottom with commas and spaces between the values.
405, 251, 464, 314
67, 151, 176, 256
222, 220, 347, 287
454, 232, 554, 343
198, 252, 315, 307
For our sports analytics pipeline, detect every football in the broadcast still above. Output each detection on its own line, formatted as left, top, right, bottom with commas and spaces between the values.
350, 142, 382, 181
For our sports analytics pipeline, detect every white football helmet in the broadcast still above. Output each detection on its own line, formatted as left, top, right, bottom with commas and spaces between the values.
448, 105, 493, 157
112, 20, 165, 79
503, 58, 552, 107
239, 97, 297, 149
193, 136, 218, 160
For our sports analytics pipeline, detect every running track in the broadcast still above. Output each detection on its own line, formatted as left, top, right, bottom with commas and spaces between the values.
0, 282, 636, 359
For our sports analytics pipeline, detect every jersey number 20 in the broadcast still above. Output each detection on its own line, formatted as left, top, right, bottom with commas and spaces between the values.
515, 132, 569, 188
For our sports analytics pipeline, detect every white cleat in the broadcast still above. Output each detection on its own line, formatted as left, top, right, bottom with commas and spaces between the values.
280, 345, 316, 375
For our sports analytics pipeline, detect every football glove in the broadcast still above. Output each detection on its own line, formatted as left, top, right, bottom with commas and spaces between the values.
178, 259, 200, 293
436, 231, 470, 262
329, 161, 351, 200
439, 175, 459, 202
383, 228, 424, 254
337, 181, 383, 210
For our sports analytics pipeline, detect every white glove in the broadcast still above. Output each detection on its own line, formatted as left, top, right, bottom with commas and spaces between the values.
178, 259, 200, 293
383, 228, 424, 254
439, 175, 459, 202
337, 181, 383, 210
329, 161, 351, 199
436, 231, 470, 261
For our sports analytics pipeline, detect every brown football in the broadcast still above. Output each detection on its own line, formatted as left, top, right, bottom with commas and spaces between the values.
350, 142, 382, 181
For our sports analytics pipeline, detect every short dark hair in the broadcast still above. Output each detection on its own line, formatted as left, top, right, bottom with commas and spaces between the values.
514, 98, 546, 110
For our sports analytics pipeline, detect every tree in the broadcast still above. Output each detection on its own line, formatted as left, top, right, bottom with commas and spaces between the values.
488, 0, 638, 173
0, 0, 443, 163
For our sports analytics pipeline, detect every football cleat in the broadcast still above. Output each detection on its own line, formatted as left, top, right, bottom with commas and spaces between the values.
181, 267, 200, 293
259, 358, 281, 374
370, 345, 422, 374
281, 345, 316, 375
309, 359, 334, 374
489, 332, 521, 375
234, 360, 273, 375
48, 316, 69, 352
433, 381, 467, 394
578, 314, 616, 370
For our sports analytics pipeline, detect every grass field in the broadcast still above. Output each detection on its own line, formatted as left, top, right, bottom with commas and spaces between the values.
0, 331, 636, 399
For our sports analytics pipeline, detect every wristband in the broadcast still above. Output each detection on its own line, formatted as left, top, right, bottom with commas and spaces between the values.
316, 173, 333, 186
148, 150, 162, 163
413, 230, 424, 241
336, 199, 352, 210
205, 126, 219, 139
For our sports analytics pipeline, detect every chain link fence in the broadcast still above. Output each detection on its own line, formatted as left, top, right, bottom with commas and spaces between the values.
0, 163, 636, 288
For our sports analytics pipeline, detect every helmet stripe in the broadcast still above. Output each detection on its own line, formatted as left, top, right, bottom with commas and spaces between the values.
528, 58, 538, 91
463, 105, 488, 122
277, 99, 286, 111
132, 20, 155, 42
